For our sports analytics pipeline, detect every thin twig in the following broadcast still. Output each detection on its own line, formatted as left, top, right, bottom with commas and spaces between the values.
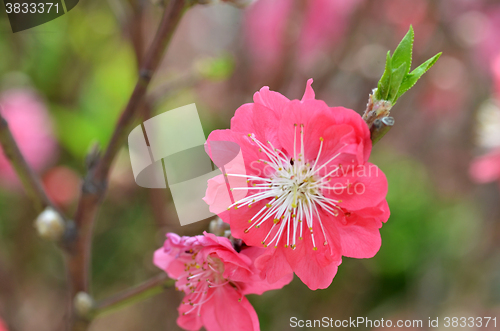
94, 273, 174, 318
0, 111, 56, 214
68, 0, 190, 329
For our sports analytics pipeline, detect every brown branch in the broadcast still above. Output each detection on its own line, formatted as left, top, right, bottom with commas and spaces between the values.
94, 273, 174, 317
67, 0, 190, 329
0, 111, 56, 214
95, 0, 188, 183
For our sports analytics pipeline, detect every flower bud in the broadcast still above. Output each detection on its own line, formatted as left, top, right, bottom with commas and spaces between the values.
74, 292, 95, 317
34, 207, 65, 241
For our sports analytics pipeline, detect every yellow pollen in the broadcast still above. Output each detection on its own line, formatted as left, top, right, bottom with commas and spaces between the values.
266, 203, 272, 208
248, 220, 252, 223
244, 229, 249, 233
299, 237, 303, 240
273, 219, 279, 224
313, 247, 318, 251
285, 244, 288, 248
256, 225, 260, 228
324, 241, 328, 246
319, 137, 324, 141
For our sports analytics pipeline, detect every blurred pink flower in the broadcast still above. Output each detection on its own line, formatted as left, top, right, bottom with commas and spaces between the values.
244, 0, 363, 78
469, 149, 500, 186
42, 166, 80, 207
204, 79, 389, 290
478, 7, 500, 66
154, 232, 292, 331
0, 318, 8, 331
475, 6, 500, 97
0, 89, 57, 186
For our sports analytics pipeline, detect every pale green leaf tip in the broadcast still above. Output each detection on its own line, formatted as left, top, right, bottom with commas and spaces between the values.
375, 25, 441, 105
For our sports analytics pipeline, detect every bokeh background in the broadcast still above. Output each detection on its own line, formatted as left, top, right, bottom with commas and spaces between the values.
1, 0, 500, 330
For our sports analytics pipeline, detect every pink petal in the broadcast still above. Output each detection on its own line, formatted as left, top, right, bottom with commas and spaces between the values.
337, 206, 387, 259
278, 99, 332, 161
301, 78, 315, 101
253, 86, 290, 118
203, 286, 259, 331
326, 163, 388, 210
255, 246, 294, 284
238, 246, 293, 294
231, 103, 257, 134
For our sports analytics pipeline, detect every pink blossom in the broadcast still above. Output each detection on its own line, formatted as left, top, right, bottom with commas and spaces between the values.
154, 232, 292, 331
244, 0, 363, 77
470, 149, 500, 187
0, 89, 57, 186
204, 79, 390, 290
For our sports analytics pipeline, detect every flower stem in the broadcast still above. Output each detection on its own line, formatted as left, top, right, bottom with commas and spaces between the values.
94, 273, 174, 318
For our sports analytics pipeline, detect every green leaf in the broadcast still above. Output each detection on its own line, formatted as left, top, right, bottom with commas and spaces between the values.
196, 55, 235, 81
387, 63, 406, 104
391, 25, 414, 77
376, 51, 392, 101
372, 26, 441, 105
396, 52, 442, 100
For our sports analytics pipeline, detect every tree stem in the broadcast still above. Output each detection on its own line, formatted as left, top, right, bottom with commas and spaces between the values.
94, 274, 174, 318
68, 1, 190, 329
0, 111, 58, 214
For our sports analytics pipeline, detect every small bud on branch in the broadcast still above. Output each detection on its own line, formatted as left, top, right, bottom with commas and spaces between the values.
34, 207, 66, 241
74, 292, 95, 318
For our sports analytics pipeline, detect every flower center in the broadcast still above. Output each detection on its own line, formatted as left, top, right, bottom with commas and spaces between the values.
227, 124, 345, 251
179, 253, 230, 316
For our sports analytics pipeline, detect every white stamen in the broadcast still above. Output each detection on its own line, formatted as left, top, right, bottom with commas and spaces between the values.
227, 126, 344, 251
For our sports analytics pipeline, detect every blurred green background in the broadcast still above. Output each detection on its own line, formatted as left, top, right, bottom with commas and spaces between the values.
1, 0, 500, 330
